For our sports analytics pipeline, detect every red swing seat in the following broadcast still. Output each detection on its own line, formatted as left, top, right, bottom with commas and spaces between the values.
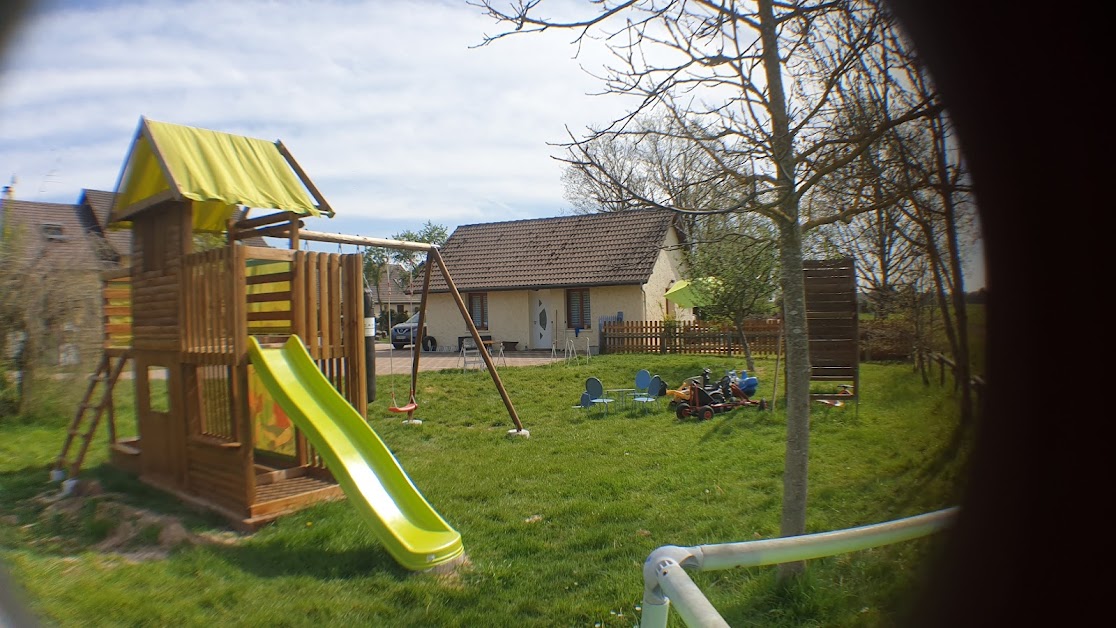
388, 401, 418, 414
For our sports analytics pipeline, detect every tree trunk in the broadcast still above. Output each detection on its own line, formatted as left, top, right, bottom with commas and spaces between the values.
756, 0, 811, 581
733, 319, 757, 373
935, 118, 973, 424
776, 220, 812, 580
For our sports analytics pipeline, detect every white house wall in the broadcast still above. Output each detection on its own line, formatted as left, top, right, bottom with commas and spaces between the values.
423, 290, 531, 352
423, 294, 470, 352
645, 228, 696, 323
489, 290, 530, 348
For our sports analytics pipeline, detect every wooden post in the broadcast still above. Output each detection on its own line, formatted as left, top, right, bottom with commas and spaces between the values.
430, 248, 525, 433
288, 212, 300, 251
290, 250, 304, 340
275, 141, 334, 217
229, 244, 255, 505
343, 254, 367, 417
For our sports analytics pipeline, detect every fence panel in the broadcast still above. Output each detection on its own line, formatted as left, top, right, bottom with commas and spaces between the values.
601, 320, 783, 357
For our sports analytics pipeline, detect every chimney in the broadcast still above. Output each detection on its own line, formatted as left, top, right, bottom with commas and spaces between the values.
0, 176, 14, 234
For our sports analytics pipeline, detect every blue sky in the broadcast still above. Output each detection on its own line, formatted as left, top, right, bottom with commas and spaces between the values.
1, 0, 985, 288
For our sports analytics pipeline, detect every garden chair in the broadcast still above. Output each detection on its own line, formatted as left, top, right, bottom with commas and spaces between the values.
585, 376, 614, 416
572, 391, 593, 412
631, 375, 663, 415
628, 369, 652, 403
460, 337, 484, 372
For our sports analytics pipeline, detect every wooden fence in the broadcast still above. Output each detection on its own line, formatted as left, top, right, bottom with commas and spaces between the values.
600, 319, 783, 356
918, 350, 985, 402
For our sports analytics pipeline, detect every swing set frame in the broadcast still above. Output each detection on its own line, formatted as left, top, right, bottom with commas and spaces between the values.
303, 230, 527, 435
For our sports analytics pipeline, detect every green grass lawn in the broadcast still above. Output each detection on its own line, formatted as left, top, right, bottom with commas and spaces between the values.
0, 354, 972, 627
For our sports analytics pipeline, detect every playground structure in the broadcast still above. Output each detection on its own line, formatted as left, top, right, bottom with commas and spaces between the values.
52, 118, 523, 569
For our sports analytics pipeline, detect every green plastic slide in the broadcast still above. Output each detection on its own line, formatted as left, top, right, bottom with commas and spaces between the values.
248, 336, 464, 571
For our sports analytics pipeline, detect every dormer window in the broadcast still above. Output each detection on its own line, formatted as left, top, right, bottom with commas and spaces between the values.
42, 224, 66, 241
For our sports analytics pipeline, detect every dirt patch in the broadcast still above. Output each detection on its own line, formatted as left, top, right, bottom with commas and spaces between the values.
427, 554, 473, 589
33, 480, 246, 563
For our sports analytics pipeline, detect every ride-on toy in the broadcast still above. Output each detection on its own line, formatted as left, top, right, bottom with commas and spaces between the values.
668, 369, 766, 420
815, 384, 854, 407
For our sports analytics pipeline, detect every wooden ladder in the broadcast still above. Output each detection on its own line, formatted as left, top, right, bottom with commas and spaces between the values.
54, 352, 130, 479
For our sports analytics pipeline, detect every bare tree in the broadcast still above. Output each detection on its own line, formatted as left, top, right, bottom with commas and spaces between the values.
812, 65, 979, 425
832, 62, 978, 419
688, 213, 779, 372
473, 0, 941, 578
821, 164, 926, 320
888, 111, 978, 423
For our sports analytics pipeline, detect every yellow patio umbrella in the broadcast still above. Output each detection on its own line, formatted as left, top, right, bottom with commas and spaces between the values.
664, 277, 719, 308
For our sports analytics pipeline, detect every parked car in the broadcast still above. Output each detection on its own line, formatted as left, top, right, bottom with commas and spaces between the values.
390, 313, 436, 351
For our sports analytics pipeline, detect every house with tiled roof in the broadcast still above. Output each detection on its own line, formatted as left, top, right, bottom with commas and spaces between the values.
369, 262, 422, 319
423, 208, 693, 353
0, 189, 117, 271
1, 186, 123, 365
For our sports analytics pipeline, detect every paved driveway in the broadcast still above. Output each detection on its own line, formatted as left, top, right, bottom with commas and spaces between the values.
371, 342, 564, 375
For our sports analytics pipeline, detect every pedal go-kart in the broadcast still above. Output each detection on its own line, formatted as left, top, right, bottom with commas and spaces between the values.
667, 369, 766, 420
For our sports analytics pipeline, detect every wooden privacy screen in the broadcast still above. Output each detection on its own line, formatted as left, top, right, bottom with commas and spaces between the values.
803, 258, 859, 399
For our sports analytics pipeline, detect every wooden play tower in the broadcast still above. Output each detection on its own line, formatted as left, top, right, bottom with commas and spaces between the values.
58, 118, 528, 530
52, 118, 365, 528
54, 118, 524, 531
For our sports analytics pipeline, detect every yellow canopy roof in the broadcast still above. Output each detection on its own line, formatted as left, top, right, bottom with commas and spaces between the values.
109, 117, 329, 232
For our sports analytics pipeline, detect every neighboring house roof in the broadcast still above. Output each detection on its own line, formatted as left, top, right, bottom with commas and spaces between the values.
369, 263, 421, 305
428, 209, 678, 293
79, 188, 131, 257
0, 197, 111, 271
231, 207, 272, 248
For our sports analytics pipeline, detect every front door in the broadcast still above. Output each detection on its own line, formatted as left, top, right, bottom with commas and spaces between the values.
530, 291, 553, 350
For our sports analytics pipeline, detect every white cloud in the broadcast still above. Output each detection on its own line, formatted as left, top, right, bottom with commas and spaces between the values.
1, 0, 630, 234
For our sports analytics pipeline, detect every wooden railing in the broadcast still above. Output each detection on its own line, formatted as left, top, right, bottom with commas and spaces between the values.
600, 320, 783, 357
178, 245, 366, 476
182, 246, 239, 362
918, 349, 985, 402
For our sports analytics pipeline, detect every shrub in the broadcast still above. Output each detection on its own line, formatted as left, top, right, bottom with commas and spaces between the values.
860, 317, 915, 361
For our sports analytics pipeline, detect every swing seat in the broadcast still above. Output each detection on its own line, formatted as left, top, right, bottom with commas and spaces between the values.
388, 402, 418, 414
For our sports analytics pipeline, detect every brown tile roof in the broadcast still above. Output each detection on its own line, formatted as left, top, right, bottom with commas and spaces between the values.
79, 189, 131, 257
232, 208, 272, 248
428, 209, 677, 292
0, 198, 109, 271
368, 263, 421, 304
80, 189, 115, 226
